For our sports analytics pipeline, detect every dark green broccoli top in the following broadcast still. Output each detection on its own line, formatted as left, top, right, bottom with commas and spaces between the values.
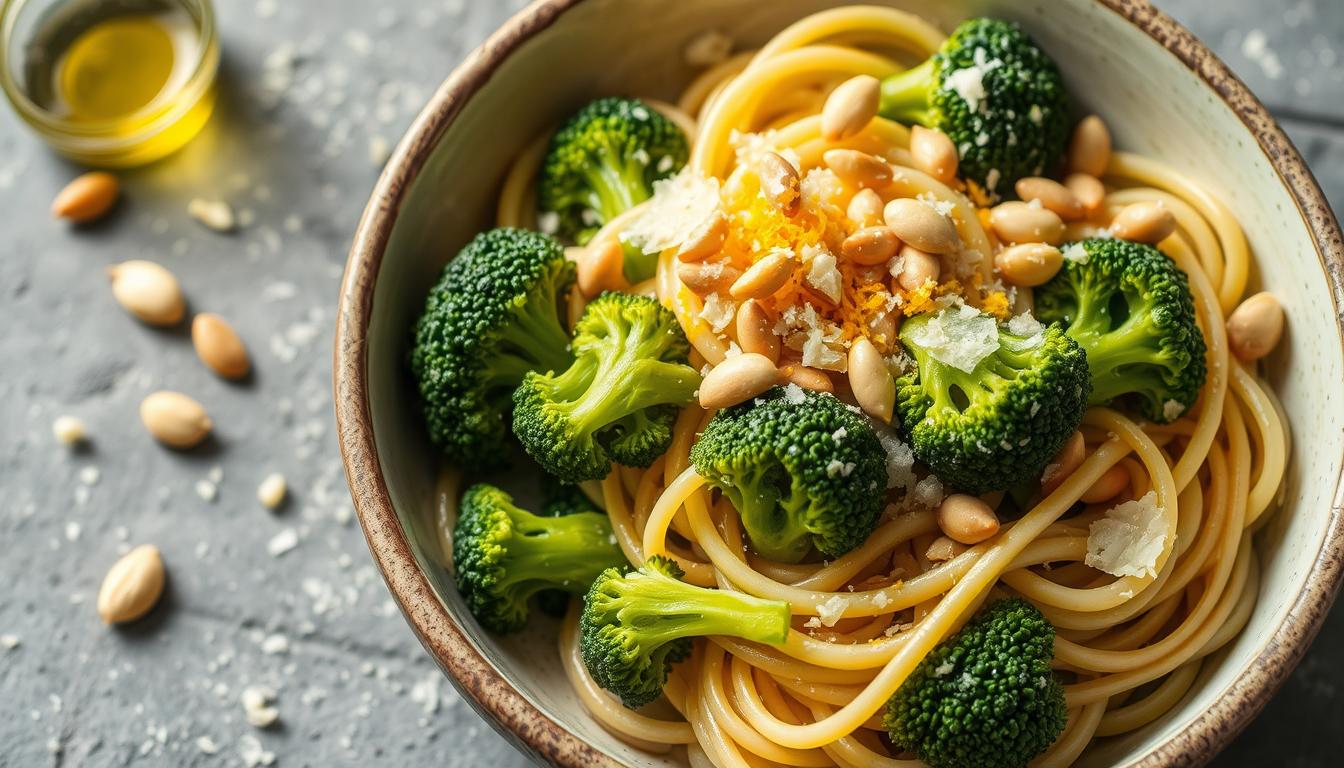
879, 18, 1069, 195
1035, 238, 1207, 422
452, 483, 624, 634
580, 556, 790, 709
512, 292, 700, 482
885, 598, 1067, 768
895, 309, 1089, 494
410, 228, 576, 470
689, 387, 887, 563
538, 97, 689, 245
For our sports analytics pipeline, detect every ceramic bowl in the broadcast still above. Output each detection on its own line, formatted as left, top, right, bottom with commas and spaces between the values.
335, 0, 1344, 765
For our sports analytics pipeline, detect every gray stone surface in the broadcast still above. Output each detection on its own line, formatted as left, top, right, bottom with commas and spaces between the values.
0, 1, 1339, 766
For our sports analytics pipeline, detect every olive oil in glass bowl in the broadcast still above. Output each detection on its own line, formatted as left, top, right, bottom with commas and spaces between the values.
0, 0, 219, 167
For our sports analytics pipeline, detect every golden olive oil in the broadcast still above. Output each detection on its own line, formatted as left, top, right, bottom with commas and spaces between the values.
16, 0, 217, 166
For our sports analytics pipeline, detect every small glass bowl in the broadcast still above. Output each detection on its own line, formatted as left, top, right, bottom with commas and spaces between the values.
0, 0, 219, 167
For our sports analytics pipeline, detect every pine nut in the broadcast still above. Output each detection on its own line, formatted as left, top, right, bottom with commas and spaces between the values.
909, 126, 958, 184
678, 261, 741, 296
1081, 464, 1129, 504
699, 353, 780, 409
729, 252, 795, 300
867, 310, 899, 347
188, 198, 236, 232
1110, 201, 1176, 244
52, 415, 88, 446
1015, 177, 1084, 221
989, 201, 1065, 245
97, 544, 165, 624
677, 210, 728, 262
140, 391, 213, 449
1067, 115, 1112, 177
821, 75, 880, 141
847, 188, 885, 227
107, 260, 186, 326
925, 536, 967, 563
1064, 173, 1106, 216
192, 313, 251, 380
257, 473, 288, 510
576, 239, 629, 297
937, 494, 1000, 545
883, 198, 960, 254
895, 244, 941, 292
995, 243, 1063, 287
1226, 292, 1285, 361
781, 363, 834, 393
52, 172, 119, 223
735, 299, 780, 362
759, 152, 801, 217
841, 226, 900, 266
823, 148, 892, 189
1041, 431, 1085, 497
848, 338, 895, 423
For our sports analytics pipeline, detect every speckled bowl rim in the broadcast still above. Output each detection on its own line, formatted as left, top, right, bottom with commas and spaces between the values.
335, 1, 1344, 765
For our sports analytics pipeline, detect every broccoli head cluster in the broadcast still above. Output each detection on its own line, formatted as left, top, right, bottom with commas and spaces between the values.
538, 97, 689, 245
1035, 238, 1207, 422
884, 598, 1067, 768
410, 228, 575, 470
879, 17, 1070, 195
452, 483, 625, 634
895, 308, 1089, 494
580, 556, 791, 709
512, 292, 700, 482
690, 386, 887, 563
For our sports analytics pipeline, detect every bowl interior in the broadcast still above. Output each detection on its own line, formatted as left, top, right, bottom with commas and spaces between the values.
359, 0, 1344, 765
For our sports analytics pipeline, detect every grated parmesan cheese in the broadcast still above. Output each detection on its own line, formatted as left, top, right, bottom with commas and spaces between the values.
814, 595, 849, 627
875, 424, 916, 489
699, 293, 736, 333
803, 244, 843, 304
1085, 491, 1167, 578
1162, 399, 1185, 421
1061, 243, 1090, 264
782, 383, 807, 405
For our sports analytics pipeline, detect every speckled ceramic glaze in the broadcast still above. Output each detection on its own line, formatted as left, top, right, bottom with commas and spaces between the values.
335, 1, 1344, 765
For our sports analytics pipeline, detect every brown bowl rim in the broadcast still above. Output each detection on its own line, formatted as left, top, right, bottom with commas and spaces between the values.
334, 0, 1344, 765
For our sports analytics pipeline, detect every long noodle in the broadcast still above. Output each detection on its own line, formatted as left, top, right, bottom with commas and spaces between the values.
437, 7, 1289, 766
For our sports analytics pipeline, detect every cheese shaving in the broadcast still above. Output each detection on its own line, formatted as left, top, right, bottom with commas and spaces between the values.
904, 305, 998, 373
1086, 491, 1167, 578
621, 169, 721, 255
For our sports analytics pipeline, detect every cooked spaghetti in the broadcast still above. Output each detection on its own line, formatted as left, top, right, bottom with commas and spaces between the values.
421, 6, 1290, 767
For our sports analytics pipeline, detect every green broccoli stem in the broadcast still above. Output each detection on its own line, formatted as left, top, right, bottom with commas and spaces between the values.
613, 575, 791, 648
486, 285, 574, 387
878, 58, 937, 126
554, 348, 699, 442
583, 152, 653, 225
1070, 315, 1168, 405
496, 510, 624, 596
723, 467, 812, 564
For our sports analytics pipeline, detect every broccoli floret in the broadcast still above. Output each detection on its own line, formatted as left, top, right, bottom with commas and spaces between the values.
884, 598, 1067, 768
689, 387, 887, 563
410, 228, 576, 470
1035, 239, 1206, 422
538, 97, 689, 246
512, 292, 700, 482
580, 556, 791, 709
451, 483, 625, 634
895, 309, 1089, 494
878, 18, 1069, 195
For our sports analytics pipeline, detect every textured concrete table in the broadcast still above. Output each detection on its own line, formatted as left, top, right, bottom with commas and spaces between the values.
1, 1, 1340, 766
